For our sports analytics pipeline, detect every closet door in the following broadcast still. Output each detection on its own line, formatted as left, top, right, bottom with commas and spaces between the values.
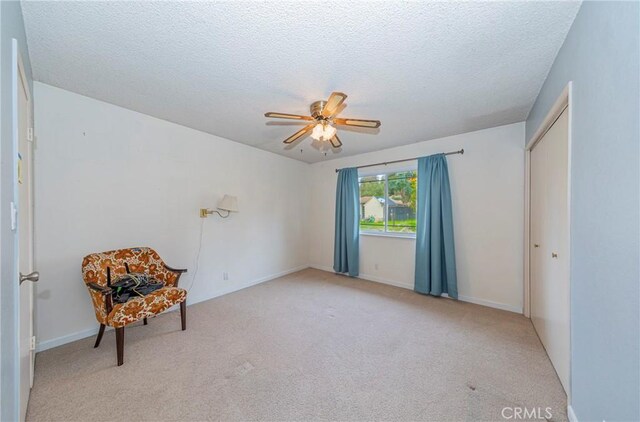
530, 108, 570, 394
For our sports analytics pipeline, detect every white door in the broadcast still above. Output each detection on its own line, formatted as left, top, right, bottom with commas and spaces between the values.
530, 108, 570, 394
16, 48, 37, 421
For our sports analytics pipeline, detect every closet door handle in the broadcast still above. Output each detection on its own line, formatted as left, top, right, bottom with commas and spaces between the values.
551, 252, 558, 258
534, 244, 540, 248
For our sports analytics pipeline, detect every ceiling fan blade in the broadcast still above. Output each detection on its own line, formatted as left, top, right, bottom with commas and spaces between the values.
329, 134, 343, 149
322, 92, 348, 117
265, 112, 313, 121
333, 118, 381, 128
283, 124, 314, 144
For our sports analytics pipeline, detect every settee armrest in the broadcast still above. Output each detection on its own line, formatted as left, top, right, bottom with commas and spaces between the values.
87, 282, 112, 295
163, 264, 187, 287
86, 282, 114, 315
164, 264, 187, 274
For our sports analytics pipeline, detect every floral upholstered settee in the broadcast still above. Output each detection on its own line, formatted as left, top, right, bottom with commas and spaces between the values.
81, 247, 187, 366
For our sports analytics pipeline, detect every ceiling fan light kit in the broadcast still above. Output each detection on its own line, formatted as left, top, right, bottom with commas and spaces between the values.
265, 92, 381, 150
311, 121, 336, 142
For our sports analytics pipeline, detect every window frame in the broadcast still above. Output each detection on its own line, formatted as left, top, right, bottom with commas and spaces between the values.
358, 168, 417, 238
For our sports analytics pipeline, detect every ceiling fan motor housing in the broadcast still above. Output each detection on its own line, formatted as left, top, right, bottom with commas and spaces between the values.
310, 101, 327, 119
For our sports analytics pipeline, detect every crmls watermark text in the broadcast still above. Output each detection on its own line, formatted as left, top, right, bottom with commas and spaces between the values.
501, 407, 553, 420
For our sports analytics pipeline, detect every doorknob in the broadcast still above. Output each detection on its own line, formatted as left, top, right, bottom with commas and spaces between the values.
20, 271, 39, 285
551, 253, 558, 258
534, 244, 540, 248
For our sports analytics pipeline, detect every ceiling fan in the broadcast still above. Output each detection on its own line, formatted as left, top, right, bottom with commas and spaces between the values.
264, 92, 381, 149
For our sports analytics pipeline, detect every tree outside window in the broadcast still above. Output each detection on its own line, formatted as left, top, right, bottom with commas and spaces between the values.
359, 170, 417, 234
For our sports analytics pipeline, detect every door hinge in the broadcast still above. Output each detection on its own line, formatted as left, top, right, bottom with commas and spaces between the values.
30, 336, 36, 351
27, 127, 34, 142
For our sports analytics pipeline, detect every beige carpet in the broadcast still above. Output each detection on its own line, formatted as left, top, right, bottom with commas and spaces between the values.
27, 269, 566, 421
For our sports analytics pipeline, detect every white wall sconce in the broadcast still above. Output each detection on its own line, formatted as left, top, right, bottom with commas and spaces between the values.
200, 194, 239, 218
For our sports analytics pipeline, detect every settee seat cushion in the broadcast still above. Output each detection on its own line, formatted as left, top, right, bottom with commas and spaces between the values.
107, 286, 187, 328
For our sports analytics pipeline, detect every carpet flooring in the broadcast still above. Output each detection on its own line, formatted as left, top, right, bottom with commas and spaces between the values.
27, 269, 566, 421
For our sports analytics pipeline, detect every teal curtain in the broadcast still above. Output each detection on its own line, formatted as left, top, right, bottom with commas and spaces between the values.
414, 154, 458, 298
333, 168, 360, 276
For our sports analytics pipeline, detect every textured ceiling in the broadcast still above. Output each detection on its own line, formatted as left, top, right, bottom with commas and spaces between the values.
22, 1, 580, 163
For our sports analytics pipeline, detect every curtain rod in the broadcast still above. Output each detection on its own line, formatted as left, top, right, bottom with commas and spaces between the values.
334, 149, 464, 173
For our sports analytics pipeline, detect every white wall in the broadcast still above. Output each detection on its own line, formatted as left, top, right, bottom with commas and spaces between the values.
33, 83, 526, 350
308, 123, 525, 313
33, 83, 310, 350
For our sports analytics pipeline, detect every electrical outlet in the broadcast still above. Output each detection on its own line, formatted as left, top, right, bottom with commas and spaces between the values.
374, 263, 379, 271
223, 272, 228, 281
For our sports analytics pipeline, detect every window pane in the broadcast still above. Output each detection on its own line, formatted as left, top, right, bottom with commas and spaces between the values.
386, 171, 417, 233
359, 175, 385, 232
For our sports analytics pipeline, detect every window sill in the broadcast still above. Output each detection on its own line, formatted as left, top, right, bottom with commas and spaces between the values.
360, 231, 416, 240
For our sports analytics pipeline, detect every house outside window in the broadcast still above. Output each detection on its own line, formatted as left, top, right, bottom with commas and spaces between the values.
359, 170, 417, 235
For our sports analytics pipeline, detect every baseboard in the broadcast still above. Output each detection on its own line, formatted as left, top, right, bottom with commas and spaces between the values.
567, 405, 578, 422
359, 272, 414, 290
455, 294, 522, 314
309, 265, 521, 314
39, 264, 520, 352
186, 264, 309, 307
310, 264, 412, 289
36, 326, 103, 352
36, 264, 309, 353
310, 264, 335, 274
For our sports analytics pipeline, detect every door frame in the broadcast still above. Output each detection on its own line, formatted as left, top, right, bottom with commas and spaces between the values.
16, 35, 35, 391
523, 82, 572, 401
2, 38, 33, 422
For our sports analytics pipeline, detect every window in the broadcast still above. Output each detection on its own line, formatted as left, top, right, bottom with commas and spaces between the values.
359, 170, 417, 235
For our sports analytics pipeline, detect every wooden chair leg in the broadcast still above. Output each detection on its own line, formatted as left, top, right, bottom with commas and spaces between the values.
94, 324, 105, 348
180, 301, 186, 331
115, 327, 124, 366
143, 317, 148, 325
